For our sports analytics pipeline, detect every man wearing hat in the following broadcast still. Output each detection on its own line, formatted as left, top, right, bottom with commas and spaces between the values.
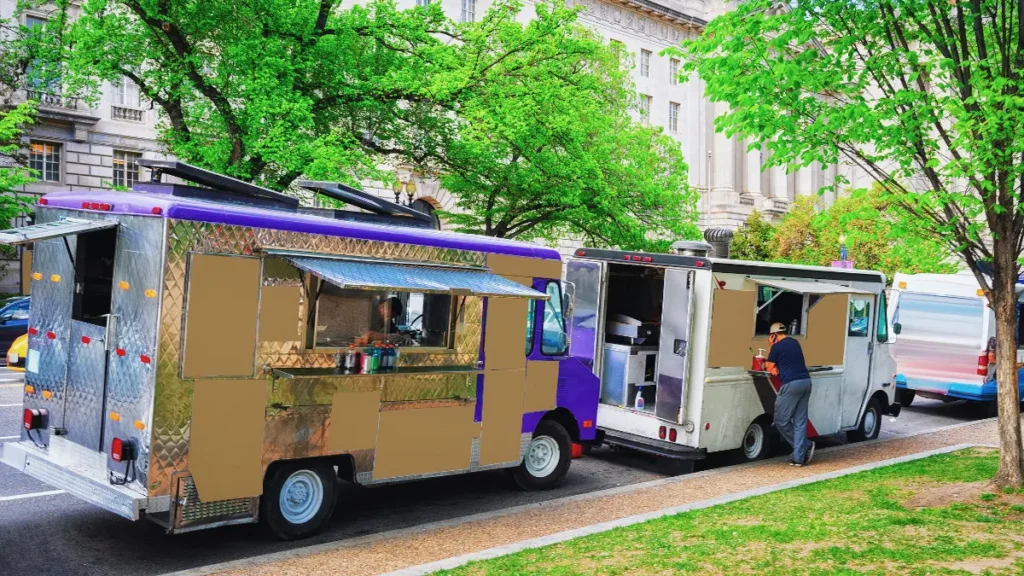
766, 322, 816, 466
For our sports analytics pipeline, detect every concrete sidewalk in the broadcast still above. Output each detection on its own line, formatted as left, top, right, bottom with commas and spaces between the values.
177, 418, 1005, 576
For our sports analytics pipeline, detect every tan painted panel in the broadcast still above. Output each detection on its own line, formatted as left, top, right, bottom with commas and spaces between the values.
708, 290, 848, 369
258, 285, 302, 342
372, 406, 475, 479
506, 275, 533, 287
484, 298, 528, 370
329, 391, 381, 452
183, 255, 260, 378
188, 379, 268, 502
487, 253, 562, 280
523, 360, 558, 413
707, 289, 757, 368
479, 369, 526, 465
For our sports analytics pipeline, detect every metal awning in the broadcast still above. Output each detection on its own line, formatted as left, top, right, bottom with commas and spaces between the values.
757, 279, 873, 295
285, 255, 548, 299
0, 218, 119, 246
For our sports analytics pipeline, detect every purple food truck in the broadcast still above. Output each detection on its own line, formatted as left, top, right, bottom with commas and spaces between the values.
0, 161, 598, 539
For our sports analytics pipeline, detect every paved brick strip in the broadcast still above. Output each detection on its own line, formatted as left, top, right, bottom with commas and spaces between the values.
183, 419, 1006, 576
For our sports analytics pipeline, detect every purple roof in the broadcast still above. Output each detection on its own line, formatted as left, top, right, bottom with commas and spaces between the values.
41, 190, 561, 261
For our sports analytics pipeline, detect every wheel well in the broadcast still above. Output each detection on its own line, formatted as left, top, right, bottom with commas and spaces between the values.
263, 454, 357, 485
870, 390, 889, 410
540, 408, 580, 443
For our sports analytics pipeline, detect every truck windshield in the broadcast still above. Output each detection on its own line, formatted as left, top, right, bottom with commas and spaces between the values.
893, 292, 984, 345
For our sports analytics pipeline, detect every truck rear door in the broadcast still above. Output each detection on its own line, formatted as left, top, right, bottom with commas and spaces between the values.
655, 268, 694, 424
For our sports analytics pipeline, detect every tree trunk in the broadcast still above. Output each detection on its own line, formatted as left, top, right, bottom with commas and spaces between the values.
991, 248, 1024, 488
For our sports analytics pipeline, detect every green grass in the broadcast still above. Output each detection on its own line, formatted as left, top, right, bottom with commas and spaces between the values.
438, 449, 1024, 576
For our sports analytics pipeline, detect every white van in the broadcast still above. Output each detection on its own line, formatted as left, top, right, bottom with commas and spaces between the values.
566, 245, 900, 468
888, 272, 1024, 410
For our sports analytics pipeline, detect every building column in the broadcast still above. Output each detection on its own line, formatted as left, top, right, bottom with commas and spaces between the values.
745, 145, 762, 197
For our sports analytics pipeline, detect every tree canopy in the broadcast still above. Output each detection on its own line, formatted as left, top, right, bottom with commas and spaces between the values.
679, 0, 1024, 486
54, 0, 697, 249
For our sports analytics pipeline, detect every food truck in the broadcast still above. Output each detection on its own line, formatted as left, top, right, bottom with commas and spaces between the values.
888, 271, 1024, 412
0, 161, 598, 539
566, 243, 900, 466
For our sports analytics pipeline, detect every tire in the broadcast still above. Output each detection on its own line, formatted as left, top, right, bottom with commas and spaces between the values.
512, 420, 573, 490
847, 397, 883, 442
741, 417, 776, 461
897, 389, 916, 407
260, 460, 338, 540
971, 400, 999, 418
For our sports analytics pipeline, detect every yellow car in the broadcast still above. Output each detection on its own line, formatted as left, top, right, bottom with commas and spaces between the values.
6, 333, 27, 372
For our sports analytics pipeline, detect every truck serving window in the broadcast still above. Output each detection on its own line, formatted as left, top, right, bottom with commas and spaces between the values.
311, 279, 454, 349
755, 286, 816, 336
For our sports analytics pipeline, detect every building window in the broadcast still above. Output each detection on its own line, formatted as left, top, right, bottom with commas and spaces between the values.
113, 76, 141, 108
640, 49, 651, 77
29, 141, 61, 182
113, 150, 142, 188
461, 0, 475, 22
668, 101, 679, 132
311, 280, 456, 349
670, 58, 680, 85
640, 95, 651, 125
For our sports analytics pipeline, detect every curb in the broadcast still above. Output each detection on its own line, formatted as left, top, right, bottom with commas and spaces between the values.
380, 443, 978, 576
160, 418, 996, 576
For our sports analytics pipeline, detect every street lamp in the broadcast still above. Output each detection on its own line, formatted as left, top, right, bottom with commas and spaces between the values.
391, 177, 417, 206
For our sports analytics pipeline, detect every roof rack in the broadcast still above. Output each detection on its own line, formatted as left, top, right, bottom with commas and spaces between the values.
298, 181, 433, 224
137, 159, 299, 208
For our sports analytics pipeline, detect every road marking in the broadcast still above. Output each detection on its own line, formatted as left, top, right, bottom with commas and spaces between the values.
0, 404, 23, 408
0, 383, 24, 388
0, 490, 64, 503
0, 435, 18, 440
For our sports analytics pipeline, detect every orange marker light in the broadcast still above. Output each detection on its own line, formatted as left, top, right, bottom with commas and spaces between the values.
977, 288, 985, 296
119, 281, 130, 290
41, 390, 52, 400
898, 281, 907, 289
32, 272, 41, 281
582, 420, 593, 429
24, 385, 34, 394
144, 289, 157, 298
110, 412, 121, 422
133, 420, 146, 430
50, 274, 61, 282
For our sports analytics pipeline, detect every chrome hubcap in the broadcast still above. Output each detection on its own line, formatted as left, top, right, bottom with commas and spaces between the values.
279, 470, 323, 525
525, 435, 560, 478
864, 409, 878, 436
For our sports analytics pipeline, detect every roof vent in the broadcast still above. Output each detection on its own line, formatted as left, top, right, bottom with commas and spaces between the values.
703, 228, 735, 258
669, 240, 713, 257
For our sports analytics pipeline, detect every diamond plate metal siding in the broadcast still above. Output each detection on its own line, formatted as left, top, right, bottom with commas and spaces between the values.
174, 476, 256, 528
65, 321, 108, 450
148, 220, 489, 498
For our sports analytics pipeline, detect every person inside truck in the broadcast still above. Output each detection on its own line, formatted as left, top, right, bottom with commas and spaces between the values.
357, 296, 404, 345
766, 322, 816, 467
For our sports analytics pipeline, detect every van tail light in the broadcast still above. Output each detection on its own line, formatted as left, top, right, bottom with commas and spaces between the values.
977, 354, 990, 376
668, 428, 678, 442
658, 426, 667, 439
23, 408, 48, 431
111, 438, 136, 463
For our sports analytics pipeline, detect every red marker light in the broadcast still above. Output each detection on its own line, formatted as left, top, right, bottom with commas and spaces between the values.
705, 422, 711, 430
28, 327, 38, 335
81, 201, 90, 209
151, 206, 163, 215
115, 348, 126, 357
24, 408, 48, 430
642, 256, 653, 263
696, 261, 706, 267
38, 198, 48, 205
658, 426, 667, 439
668, 428, 678, 442
46, 331, 56, 340
623, 255, 631, 260
140, 354, 151, 364
89, 202, 100, 210
100, 203, 112, 211
81, 336, 91, 344
576, 249, 586, 257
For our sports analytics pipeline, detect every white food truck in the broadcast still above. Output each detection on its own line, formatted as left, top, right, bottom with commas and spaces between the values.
566, 243, 901, 467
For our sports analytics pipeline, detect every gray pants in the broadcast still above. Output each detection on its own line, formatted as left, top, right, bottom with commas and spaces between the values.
774, 378, 813, 464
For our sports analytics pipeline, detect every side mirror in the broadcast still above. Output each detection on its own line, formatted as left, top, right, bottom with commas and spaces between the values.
893, 323, 902, 335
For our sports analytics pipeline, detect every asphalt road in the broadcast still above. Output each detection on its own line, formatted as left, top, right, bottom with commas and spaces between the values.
0, 368, 982, 576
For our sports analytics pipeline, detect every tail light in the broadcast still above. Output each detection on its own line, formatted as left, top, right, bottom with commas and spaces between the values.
668, 428, 678, 442
111, 438, 136, 463
977, 354, 990, 376
23, 408, 48, 431
658, 426, 667, 439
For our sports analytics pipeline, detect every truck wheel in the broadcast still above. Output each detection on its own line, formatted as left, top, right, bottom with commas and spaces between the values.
741, 417, 775, 461
897, 389, 915, 407
847, 398, 882, 442
261, 460, 338, 540
512, 420, 572, 490
971, 400, 998, 418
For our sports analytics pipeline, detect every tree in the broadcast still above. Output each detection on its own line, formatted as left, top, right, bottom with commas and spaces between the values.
773, 191, 957, 281
58, 0, 697, 249
680, 0, 1024, 486
730, 209, 777, 261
